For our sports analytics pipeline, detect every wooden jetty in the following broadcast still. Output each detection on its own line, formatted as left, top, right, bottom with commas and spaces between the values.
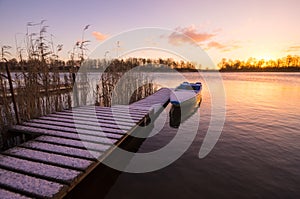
0, 88, 170, 199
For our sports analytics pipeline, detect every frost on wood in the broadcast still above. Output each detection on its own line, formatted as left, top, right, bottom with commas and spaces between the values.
22, 140, 102, 160
0, 168, 65, 198
12, 124, 123, 141
5, 147, 93, 170
38, 116, 134, 130
0, 154, 81, 183
0, 188, 31, 199
35, 136, 112, 152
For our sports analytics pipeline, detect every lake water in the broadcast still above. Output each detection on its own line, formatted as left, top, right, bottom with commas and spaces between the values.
102, 72, 300, 199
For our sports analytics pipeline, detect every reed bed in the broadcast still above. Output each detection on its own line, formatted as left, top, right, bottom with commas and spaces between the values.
0, 60, 156, 150
0, 61, 73, 150
94, 63, 157, 107
0, 21, 156, 150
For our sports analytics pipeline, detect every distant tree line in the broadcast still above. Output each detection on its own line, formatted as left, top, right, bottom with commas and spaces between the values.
82, 57, 198, 72
218, 55, 300, 72
0, 56, 199, 72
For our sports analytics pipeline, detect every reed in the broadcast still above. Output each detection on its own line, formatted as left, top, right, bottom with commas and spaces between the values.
0, 21, 74, 150
0, 22, 157, 150
94, 60, 157, 107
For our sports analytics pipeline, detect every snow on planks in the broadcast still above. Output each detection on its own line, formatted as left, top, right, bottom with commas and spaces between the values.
0, 188, 31, 199
0, 154, 81, 184
0, 88, 170, 198
0, 168, 67, 198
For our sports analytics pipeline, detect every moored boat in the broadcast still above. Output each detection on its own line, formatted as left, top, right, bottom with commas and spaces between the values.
170, 82, 202, 108
169, 82, 202, 128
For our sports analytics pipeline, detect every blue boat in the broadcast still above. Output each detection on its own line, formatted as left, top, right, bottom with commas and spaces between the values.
170, 82, 202, 108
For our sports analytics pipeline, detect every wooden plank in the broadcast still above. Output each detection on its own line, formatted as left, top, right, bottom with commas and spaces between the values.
70, 106, 147, 115
130, 88, 170, 104
75, 108, 147, 118
35, 136, 111, 152
0, 154, 81, 184
40, 114, 134, 128
57, 110, 142, 123
49, 111, 141, 124
24, 120, 127, 134
75, 105, 150, 113
11, 125, 120, 145
130, 102, 154, 106
63, 109, 144, 121
0, 168, 66, 199
136, 97, 169, 102
20, 140, 101, 160
75, 106, 151, 115
73, 109, 148, 121
129, 104, 153, 109
30, 117, 133, 131
18, 122, 124, 138
3, 147, 93, 171
68, 106, 147, 117
113, 104, 152, 113
133, 98, 169, 105
0, 188, 31, 199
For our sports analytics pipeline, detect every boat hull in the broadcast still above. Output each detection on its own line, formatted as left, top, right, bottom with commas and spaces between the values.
169, 92, 202, 128
169, 81, 202, 128
170, 91, 202, 109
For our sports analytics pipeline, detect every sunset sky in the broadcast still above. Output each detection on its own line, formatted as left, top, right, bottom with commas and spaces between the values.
0, 0, 300, 68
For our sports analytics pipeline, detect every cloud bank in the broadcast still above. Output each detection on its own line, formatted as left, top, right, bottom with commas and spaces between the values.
207, 41, 240, 52
167, 25, 239, 52
168, 26, 215, 45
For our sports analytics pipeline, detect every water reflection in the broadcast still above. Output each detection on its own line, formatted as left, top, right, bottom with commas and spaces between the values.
169, 99, 202, 128
68, 72, 300, 199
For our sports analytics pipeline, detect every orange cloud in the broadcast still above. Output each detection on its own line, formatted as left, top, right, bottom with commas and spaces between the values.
168, 26, 215, 45
285, 45, 300, 52
206, 41, 240, 52
92, 31, 109, 41
207, 41, 226, 49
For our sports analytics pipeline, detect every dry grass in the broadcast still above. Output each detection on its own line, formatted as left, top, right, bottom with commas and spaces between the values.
0, 22, 157, 150
0, 61, 156, 150
0, 60, 73, 150
94, 65, 156, 107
